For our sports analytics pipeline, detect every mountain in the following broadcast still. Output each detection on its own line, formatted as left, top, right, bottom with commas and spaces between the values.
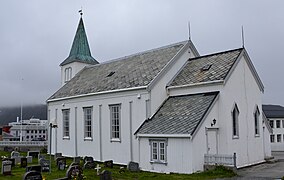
0, 104, 47, 126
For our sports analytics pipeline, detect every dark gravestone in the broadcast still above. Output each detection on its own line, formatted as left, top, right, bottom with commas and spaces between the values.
3, 158, 15, 167
26, 165, 42, 173
28, 151, 40, 158
21, 157, 28, 168
104, 160, 113, 168
22, 171, 42, 180
100, 170, 112, 180
66, 165, 83, 180
57, 158, 66, 171
4, 146, 14, 152
127, 161, 140, 172
39, 159, 50, 172
54, 153, 62, 161
83, 156, 94, 163
83, 161, 96, 169
1, 160, 12, 175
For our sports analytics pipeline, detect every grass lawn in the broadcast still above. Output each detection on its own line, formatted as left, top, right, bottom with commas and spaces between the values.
0, 150, 236, 180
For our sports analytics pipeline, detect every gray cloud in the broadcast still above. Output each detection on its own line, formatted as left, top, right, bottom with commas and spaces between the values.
0, 0, 283, 107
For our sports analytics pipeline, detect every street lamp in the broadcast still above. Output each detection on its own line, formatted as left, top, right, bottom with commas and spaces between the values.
49, 122, 58, 173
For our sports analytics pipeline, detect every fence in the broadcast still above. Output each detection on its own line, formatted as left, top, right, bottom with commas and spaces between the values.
0, 141, 48, 147
204, 153, 236, 167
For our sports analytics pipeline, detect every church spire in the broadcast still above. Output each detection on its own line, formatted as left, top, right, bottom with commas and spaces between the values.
60, 14, 99, 66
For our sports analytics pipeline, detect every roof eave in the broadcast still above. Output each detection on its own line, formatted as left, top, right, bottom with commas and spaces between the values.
136, 134, 192, 138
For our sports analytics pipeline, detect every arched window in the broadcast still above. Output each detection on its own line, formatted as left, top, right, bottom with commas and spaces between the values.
232, 104, 239, 138
254, 106, 260, 136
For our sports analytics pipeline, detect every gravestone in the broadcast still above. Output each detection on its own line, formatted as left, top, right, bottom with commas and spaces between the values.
21, 157, 28, 168
127, 161, 140, 172
57, 157, 66, 171
95, 164, 101, 175
28, 151, 40, 158
22, 171, 42, 180
11, 151, 22, 164
3, 158, 15, 167
4, 146, 14, 152
83, 156, 94, 163
39, 158, 50, 172
83, 161, 96, 169
54, 153, 62, 161
26, 165, 42, 173
73, 156, 81, 164
66, 164, 83, 180
1, 160, 12, 175
119, 167, 125, 174
100, 170, 112, 180
26, 156, 33, 163
104, 160, 113, 168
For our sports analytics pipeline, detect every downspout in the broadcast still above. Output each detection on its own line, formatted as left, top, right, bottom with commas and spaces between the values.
55, 109, 58, 154
129, 101, 133, 161
99, 105, 103, 161
75, 107, 78, 157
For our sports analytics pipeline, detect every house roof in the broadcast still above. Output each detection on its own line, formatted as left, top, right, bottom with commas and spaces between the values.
60, 17, 99, 66
169, 48, 243, 87
49, 41, 187, 100
135, 92, 219, 135
262, 104, 284, 118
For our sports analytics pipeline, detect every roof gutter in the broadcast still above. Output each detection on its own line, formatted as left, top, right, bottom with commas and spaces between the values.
136, 134, 192, 138
167, 80, 224, 90
47, 86, 147, 103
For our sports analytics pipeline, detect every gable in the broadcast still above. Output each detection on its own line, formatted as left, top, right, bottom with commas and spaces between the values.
135, 92, 219, 135
49, 41, 187, 101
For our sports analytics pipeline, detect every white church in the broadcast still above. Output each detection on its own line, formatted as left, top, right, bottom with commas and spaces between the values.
47, 16, 271, 174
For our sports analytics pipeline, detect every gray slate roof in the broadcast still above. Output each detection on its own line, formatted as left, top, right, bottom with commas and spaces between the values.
136, 92, 218, 135
49, 41, 186, 100
169, 48, 243, 87
263, 105, 284, 118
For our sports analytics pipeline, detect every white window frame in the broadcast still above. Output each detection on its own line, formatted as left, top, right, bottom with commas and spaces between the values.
83, 107, 93, 140
64, 67, 72, 82
62, 109, 70, 139
254, 106, 260, 137
232, 104, 240, 139
149, 139, 167, 164
109, 104, 121, 142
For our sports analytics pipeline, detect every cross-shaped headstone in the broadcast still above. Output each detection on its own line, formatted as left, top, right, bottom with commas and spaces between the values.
95, 164, 101, 175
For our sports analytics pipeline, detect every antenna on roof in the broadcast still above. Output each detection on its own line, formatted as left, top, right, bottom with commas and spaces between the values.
241, 25, 245, 48
188, 21, 191, 41
79, 8, 83, 17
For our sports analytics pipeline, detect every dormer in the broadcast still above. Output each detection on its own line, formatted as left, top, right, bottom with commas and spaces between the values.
60, 16, 99, 86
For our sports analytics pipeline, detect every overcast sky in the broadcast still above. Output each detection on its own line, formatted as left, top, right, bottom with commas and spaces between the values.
0, 0, 283, 107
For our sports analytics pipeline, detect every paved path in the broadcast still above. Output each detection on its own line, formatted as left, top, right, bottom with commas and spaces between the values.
217, 152, 284, 180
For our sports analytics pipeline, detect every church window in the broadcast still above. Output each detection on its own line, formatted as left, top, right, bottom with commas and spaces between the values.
254, 106, 260, 136
62, 109, 70, 138
270, 120, 274, 128
277, 134, 281, 142
83, 107, 93, 139
270, 134, 275, 143
232, 104, 239, 138
276, 120, 281, 128
64, 67, 72, 82
109, 104, 121, 141
150, 139, 167, 163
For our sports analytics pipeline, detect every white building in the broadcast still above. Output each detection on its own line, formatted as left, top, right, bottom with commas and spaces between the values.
47, 16, 271, 174
263, 104, 284, 151
7, 118, 48, 141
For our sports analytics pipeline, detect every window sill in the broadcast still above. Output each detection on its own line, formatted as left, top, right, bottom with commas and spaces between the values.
255, 134, 260, 138
110, 138, 121, 143
84, 137, 93, 141
63, 136, 70, 140
232, 136, 239, 139
150, 161, 167, 165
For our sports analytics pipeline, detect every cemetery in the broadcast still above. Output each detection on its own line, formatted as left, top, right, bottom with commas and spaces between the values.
0, 150, 235, 179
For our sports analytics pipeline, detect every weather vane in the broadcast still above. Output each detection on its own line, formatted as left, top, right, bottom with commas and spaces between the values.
79, 8, 83, 16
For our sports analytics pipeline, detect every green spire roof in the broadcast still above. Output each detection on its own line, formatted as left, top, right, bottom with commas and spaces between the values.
60, 17, 99, 66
